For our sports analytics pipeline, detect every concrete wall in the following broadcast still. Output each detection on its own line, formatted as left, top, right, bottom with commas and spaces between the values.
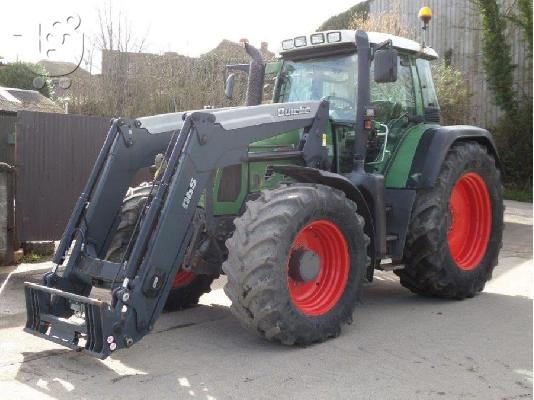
369, 0, 532, 128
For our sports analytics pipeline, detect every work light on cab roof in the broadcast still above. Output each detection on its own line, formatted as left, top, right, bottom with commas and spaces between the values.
281, 31, 343, 51
279, 30, 438, 59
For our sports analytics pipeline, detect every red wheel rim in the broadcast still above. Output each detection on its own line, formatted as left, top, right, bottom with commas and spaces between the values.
172, 269, 195, 289
447, 173, 492, 270
287, 220, 350, 316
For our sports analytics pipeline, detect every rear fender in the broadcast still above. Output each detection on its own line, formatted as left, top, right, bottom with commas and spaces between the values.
405, 125, 501, 189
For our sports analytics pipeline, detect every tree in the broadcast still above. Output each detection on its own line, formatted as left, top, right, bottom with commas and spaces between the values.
318, 1, 370, 31
74, 2, 150, 116
472, 0, 533, 191
472, 0, 519, 117
94, 1, 147, 53
0, 62, 52, 97
507, 0, 533, 57
349, 4, 415, 38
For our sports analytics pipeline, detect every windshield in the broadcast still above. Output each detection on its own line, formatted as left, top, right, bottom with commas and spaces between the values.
278, 53, 358, 122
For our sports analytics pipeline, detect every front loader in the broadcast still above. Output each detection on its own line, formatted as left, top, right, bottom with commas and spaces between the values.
24, 10, 504, 358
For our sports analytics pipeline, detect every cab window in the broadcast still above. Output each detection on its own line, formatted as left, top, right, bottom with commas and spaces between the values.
371, 55, 416, 124
278, 53, 358, 122
416, 58, 440, 109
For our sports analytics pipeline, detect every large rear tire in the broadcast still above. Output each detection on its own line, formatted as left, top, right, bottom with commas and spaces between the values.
106, 183, 216, 311
396, 141, 503, 299
223, 184, 368, 345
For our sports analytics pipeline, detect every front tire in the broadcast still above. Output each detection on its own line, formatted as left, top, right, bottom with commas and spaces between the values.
223, 184, 368, 345
106, 183, 216, 311
397, 141, 504, 299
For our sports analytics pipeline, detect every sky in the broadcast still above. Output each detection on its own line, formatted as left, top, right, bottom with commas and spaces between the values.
1, 0, 360, 72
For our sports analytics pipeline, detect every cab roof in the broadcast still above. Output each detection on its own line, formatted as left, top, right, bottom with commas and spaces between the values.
279, 30, 438, 60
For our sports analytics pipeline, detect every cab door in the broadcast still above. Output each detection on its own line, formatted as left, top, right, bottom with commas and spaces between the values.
365, 53, 420, 174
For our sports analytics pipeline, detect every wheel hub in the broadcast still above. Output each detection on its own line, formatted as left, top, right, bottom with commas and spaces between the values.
287, 219, 350, 316
288, 248, 321, 282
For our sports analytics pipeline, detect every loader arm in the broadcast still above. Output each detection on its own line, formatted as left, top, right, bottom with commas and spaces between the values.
24, 100, 330, 358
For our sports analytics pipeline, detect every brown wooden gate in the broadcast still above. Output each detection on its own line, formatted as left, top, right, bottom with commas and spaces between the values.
15, 111, 110, 241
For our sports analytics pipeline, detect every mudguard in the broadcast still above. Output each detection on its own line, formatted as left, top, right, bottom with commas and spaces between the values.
271, 165, 379, 262
406, 125, 500, 189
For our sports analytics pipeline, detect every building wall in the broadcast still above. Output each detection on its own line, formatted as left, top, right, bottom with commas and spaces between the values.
369, 0, 532, 128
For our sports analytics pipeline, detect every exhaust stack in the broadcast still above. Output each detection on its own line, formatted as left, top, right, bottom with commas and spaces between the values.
243, 42, 266, 106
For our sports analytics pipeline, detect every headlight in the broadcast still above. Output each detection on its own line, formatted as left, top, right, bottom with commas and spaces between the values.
310, 33, 325, 45
327, 32, 342, 43
294, 36, 307, 47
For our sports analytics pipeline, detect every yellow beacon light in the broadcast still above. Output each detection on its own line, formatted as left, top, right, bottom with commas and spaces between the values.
418, 6, 432, 48
418, 6, 433, 24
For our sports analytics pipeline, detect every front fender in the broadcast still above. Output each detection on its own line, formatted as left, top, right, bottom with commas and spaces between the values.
271, 165, 378, 261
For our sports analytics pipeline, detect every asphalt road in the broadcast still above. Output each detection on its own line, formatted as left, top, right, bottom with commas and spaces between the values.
0, 200, 532, 400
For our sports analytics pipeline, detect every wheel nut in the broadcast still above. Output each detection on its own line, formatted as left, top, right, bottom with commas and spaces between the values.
109, 342, 117, 351
122, 292, 130, 302
106, 335, 114, 344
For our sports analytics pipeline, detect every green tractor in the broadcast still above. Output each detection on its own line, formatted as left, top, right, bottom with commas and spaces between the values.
23, 20, 503, 357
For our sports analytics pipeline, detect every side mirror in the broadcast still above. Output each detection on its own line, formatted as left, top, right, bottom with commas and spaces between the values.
225, 73, 236, 99
374, 48, 398, 83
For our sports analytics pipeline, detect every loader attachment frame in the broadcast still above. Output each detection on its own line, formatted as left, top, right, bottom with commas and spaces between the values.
24, 100, 330, 358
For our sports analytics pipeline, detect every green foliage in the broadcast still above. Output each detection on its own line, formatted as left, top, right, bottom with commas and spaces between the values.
317, 1, 370, 31
473, 0, 532, 191
431, 62, 471, 125
0, 62, 52, 97
507, 0, 533, 57
504, 187, 533, 202
20, 252, 44, 264
492, 99, 533, 192
473, 0, 518, 117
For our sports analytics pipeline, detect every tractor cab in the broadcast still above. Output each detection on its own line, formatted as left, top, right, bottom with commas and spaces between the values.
273, 30, 440, 174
